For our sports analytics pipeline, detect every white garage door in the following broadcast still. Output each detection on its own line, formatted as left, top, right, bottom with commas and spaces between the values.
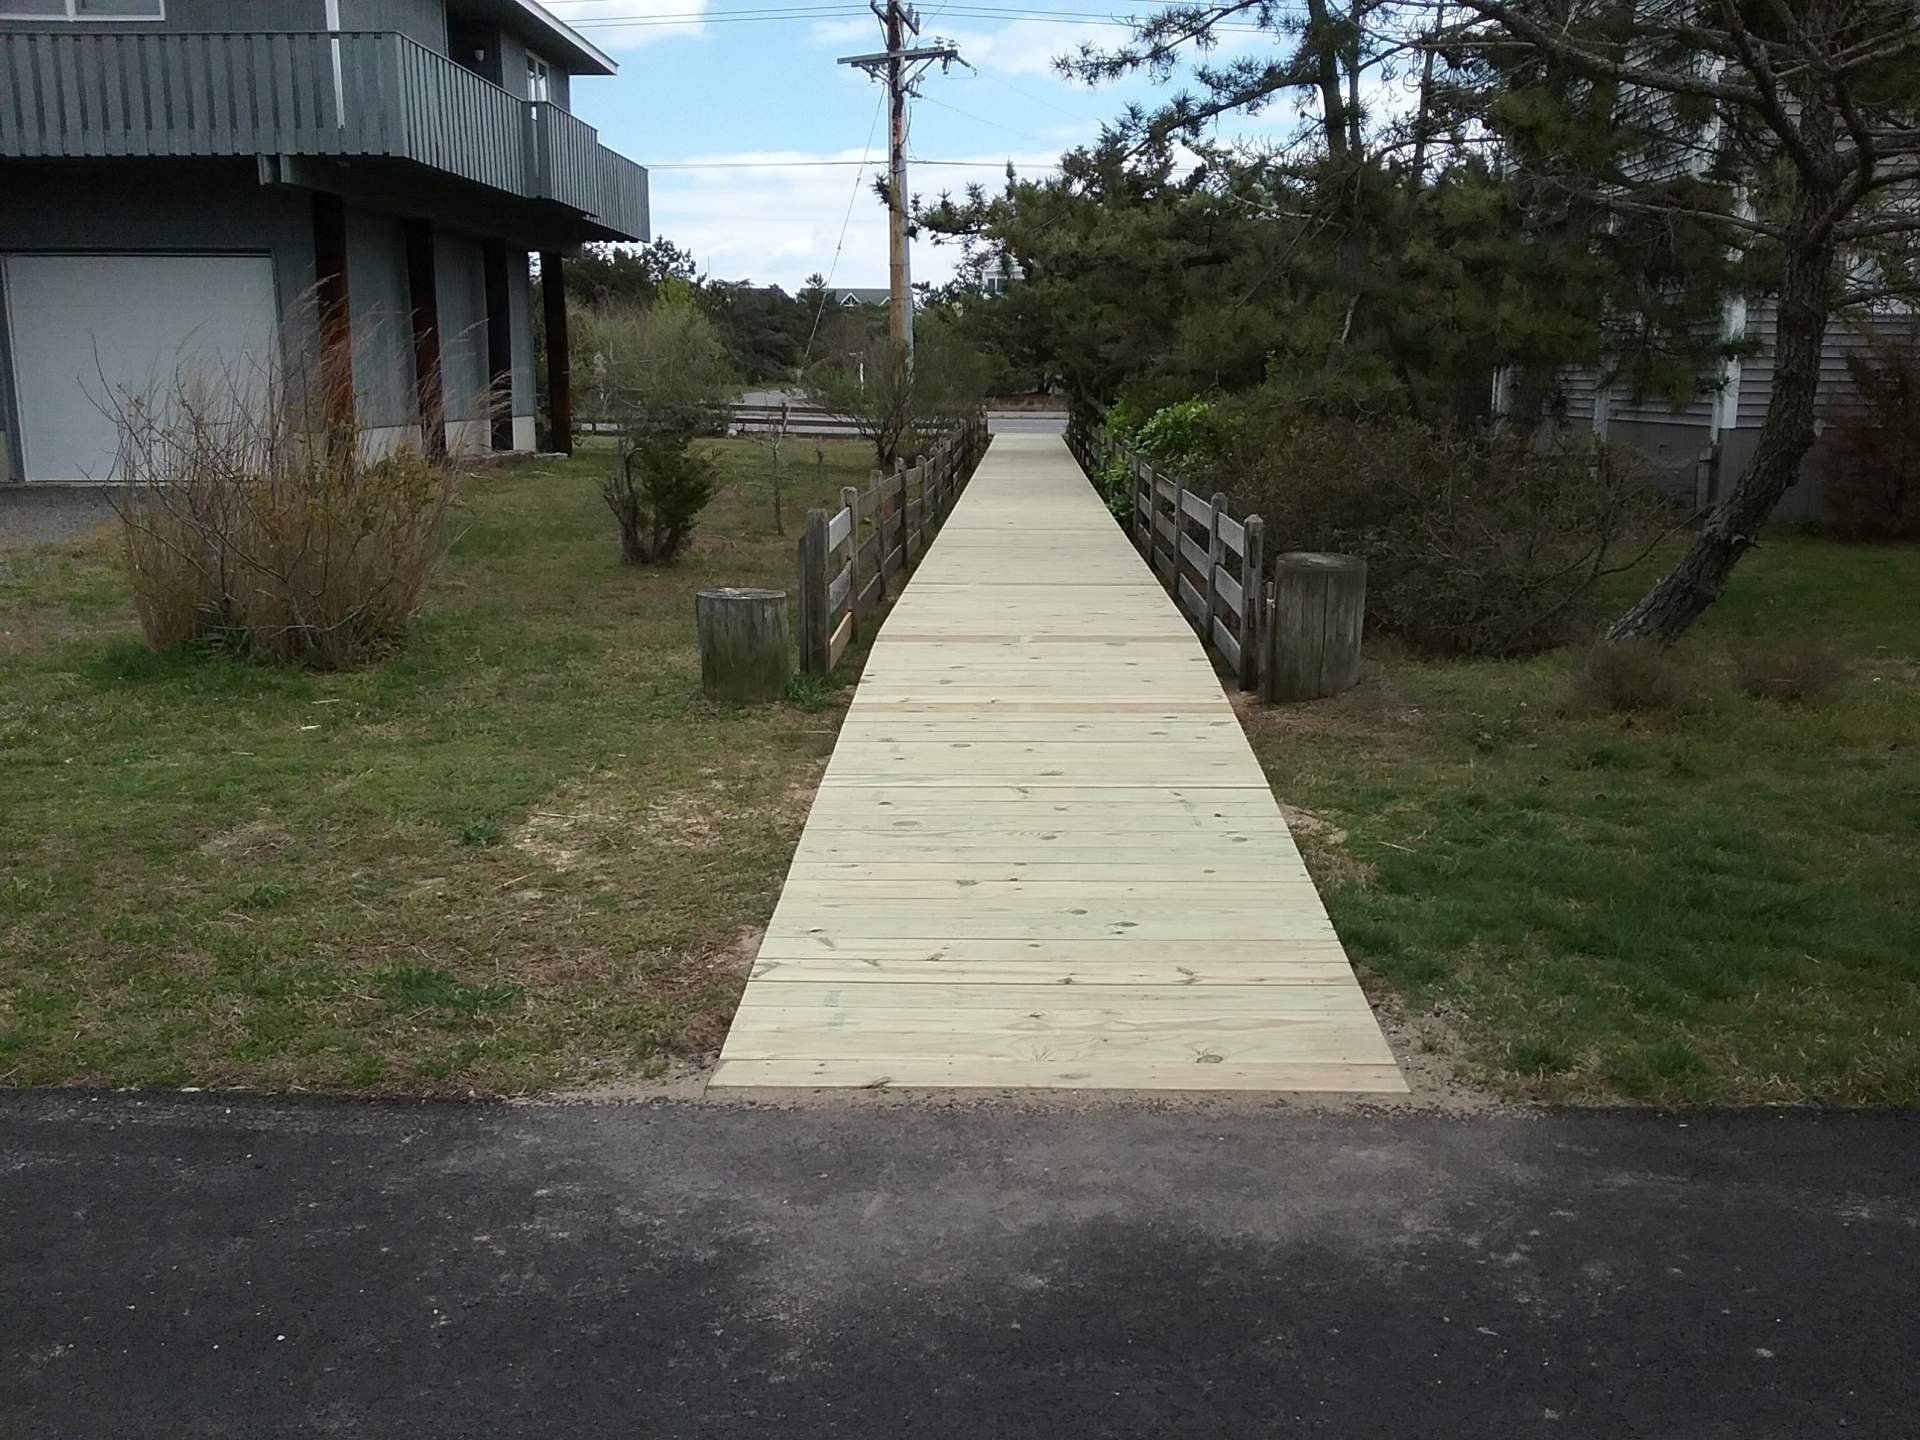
2, 253, 279, 482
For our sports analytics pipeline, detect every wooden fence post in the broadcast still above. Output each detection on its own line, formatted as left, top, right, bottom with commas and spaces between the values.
1204, 492, 1226, 651
891, 458, 909, 572
912, 454, 927, 561
1240, 516, 1264, 692
1264, 552, 1367, 702
1170, 471, 1187, 598
797, 508, 831, 675
841, 485, 862, 628
868, 469, 889, 605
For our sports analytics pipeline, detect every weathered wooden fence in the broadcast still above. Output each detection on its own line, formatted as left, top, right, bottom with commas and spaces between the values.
1066, 411, 1265, 693
795, 414, 991, 675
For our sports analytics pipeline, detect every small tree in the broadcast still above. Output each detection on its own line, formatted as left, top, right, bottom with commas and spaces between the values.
579, 291, 734, 564
746, 397, 791, 536
803, 316, 991, 467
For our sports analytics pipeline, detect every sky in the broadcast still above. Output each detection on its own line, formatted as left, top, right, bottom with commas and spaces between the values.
541, 0, 1278, 293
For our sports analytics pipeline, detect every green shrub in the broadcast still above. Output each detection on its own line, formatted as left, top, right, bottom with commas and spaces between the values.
1098, 453, 1136, 524
1137, 398, 1232, 471
579, 295, 735, 564
1214, 401, 1671, 656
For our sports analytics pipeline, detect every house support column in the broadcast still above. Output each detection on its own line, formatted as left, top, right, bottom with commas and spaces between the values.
540, 250, 572, 455
403, 219, 445, 461
310, 192, 355, 445
482, 239, 514, 452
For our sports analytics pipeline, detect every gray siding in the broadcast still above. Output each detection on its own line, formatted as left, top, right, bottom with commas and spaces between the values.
434, 230, 488, 423
0, 27, 647, 240
0, 158, 313, 348
1732, 300, 1890, 429
0, 1, 325, 31
346, 206, 416, 431
341, 0, 448, 53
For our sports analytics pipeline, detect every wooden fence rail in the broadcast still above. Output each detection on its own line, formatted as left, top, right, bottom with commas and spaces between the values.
1066, 411, 1265, 693
796, 414, 991, 675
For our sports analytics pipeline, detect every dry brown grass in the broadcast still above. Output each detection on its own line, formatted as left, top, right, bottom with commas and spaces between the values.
1732, 634, 1855, 704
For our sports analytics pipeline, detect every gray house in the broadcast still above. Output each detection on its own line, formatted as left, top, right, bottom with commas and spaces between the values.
0, 0, 649, 481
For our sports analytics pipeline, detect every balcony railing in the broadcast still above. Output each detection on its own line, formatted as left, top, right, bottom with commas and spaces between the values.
0, 29, 648, 239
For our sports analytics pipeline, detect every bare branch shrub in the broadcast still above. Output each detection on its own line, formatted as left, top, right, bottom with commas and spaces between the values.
108, 343, 461, 670
1566, 639, 1688, 715
803, 315, 991, 468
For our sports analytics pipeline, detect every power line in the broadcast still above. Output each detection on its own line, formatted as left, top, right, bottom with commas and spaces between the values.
801, 90, 887, 366
647, 156, 1060, 167
566, 5, 1262, 29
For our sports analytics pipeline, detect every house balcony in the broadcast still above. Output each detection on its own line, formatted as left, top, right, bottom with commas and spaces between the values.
0, 28, 648, 241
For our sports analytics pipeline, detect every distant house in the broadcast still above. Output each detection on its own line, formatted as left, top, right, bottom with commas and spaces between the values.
829, 287, 892, 308
1506, 74, 1912, 520
1532, 302, 1909, 521
0, 0, 650, 482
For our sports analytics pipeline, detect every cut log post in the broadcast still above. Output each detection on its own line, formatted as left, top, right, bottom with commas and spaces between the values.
696, 587, 791, 701
1263, 552, 1366, 703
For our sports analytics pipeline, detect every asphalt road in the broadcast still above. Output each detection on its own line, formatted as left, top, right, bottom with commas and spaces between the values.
3, 1093, 1914, 1438
0, 485, 118, 549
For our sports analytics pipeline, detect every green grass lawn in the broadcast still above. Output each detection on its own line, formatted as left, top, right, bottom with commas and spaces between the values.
0, 438, 882, 1093
5, 444, 1917, 1105
1244, 537, 1920, 1105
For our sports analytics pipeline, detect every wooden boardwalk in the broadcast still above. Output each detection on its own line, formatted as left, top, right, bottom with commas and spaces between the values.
709, 433, 1406, 1093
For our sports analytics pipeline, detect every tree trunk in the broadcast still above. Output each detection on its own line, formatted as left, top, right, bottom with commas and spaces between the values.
1606, 172, 1838, 646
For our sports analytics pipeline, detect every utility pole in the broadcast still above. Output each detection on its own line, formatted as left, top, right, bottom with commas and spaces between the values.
838, 2, 961, 363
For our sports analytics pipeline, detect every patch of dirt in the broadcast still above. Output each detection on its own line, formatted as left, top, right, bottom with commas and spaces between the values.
198, 821, 293, 861
1230, 663, 1428, 753
1357, 981, 1501, 1113
1278, 802, 1377, 892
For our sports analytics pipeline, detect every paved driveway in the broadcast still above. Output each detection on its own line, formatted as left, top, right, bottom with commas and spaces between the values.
3, 1093, 1915, 1437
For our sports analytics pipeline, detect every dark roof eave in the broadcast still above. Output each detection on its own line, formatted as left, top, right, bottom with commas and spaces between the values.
502, 0, 619, 75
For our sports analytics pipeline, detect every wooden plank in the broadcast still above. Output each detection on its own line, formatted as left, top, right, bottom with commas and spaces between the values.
1212, 617, 1242, 674
734, 984, 1364, 1012
717, 1009, 1394, 1064
827, 610, 854, 671
1216, 565, 1243, 617
1179, 531, 1210, 578
711, 1058, 1409, 1092
1180, 489, 1214, 524
826, 507, 853, 551
1218, 511, 1246, 556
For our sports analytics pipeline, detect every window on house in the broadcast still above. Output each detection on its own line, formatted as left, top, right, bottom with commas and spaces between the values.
527, 53, 551, 103
0, 0, 167, 16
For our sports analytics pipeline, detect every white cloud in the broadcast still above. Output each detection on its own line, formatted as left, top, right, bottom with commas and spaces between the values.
545, 0, 708, 52
807, 16, 877, 47
938, 18, 1118, 79
649, 147, 1062, 293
